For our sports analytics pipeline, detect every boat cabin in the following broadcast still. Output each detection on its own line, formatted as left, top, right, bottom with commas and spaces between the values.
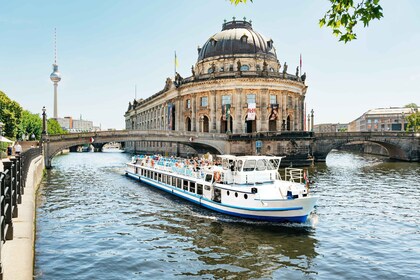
214, 155, 282, 185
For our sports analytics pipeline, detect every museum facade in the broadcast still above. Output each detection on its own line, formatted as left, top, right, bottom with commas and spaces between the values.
125, 19, 308, 154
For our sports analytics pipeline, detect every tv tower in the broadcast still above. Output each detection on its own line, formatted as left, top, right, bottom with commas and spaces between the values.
50, 28, 62, 119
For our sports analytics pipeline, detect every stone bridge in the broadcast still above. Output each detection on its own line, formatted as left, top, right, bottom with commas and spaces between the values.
42, 130, 420, 168
312, 131, 420, 162
42, 130, 229, 168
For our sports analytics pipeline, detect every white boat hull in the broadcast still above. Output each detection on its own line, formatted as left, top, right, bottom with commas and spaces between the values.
126, 171, 317, 223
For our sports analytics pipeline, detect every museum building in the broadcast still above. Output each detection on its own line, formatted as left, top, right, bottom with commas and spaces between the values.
125, 19, 308, 154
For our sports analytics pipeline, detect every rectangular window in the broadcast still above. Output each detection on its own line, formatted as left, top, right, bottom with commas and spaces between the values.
186, 99, 191, 109
247, 94, 256, 104
197, 184, 203, 195
270, 95, 277, 104
201, 96, 208, 107
222, 95, 231, 105
190, 182, 196, 193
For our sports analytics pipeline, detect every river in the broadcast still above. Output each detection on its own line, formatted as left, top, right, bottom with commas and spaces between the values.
34, 151, 420, 279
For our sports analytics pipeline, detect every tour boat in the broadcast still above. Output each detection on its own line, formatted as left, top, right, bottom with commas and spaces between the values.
125, 155, 318, 223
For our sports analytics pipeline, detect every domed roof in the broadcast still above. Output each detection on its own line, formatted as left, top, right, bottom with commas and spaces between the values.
197, 19, 277, 62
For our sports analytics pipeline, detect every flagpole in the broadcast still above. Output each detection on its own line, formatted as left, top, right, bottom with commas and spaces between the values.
174, 51, 177, 76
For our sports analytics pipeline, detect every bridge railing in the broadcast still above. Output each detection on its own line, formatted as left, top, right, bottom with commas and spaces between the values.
229, 131, 314, 140
45, 129, 229, 142
0, 148, 41, 279
314, 131, 419, 138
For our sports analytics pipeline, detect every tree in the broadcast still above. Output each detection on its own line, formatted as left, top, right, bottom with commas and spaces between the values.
47, 118, 67, 135
0, 90, 23, 139
231, 0, 383, 43
18, 110, 43, 140
405, 103, 418, 109
1, 109, 17, 139
405, 112, 420, 132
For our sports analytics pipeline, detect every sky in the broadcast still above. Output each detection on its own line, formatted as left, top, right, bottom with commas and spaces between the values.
1, 0, 419, 129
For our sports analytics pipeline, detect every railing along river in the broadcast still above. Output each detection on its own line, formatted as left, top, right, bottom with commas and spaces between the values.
0, 148, 41, 280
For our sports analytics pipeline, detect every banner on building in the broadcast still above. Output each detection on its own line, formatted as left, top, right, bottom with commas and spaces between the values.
247, 103, 256, 120
269, 104, 279, 120
167, 103, 173, 130
222, 104, 231, 121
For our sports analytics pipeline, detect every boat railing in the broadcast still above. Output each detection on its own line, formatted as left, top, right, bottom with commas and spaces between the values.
134, 158, 208, 181
284, 168, 303, 183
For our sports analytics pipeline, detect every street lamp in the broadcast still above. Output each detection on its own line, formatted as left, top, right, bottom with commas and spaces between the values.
42, 106, 47, 135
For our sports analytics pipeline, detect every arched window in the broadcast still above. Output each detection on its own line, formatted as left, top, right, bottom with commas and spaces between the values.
240, 65, 249, 71
241, 35, 248, 43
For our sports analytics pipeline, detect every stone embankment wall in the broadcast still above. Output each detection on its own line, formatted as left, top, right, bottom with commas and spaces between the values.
1, 155, 44, 280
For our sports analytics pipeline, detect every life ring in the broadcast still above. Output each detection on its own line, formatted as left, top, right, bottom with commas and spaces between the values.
214, 171, 221, 182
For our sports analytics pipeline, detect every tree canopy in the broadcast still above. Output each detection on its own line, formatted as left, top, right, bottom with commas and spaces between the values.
47, 118, 67, 135
18, 110, 43, 140
230, 0, 383, 43
0, 90, 23, 139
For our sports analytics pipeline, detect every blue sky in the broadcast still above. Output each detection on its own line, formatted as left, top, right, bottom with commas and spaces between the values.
1, 0, 419, 129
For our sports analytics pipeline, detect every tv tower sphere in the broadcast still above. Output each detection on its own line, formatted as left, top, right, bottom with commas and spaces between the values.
50, 64, 61, 83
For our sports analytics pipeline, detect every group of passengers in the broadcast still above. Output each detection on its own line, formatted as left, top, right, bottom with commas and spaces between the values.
133, 154, 223, 173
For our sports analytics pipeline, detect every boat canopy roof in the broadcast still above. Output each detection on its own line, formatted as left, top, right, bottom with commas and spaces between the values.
216, 155, 284, 161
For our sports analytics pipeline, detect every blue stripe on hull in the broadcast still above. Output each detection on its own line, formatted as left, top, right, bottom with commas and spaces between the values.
125, 172, 308, 223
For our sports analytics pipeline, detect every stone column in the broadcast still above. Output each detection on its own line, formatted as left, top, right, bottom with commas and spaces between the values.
176, 97, 182, 131
310, 109, 314, 132
192, 95, 196, 131
211, 90, 217, 132
235, 88, 243, 133
260, 88, 269, 131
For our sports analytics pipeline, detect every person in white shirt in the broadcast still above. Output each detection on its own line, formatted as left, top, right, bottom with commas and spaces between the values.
14, 142, 22, 155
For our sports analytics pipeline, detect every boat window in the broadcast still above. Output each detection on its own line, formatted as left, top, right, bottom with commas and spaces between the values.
205, 173, 213, 182
158, 173, 162, 182
204, 185, 211, 191
177, 178, 182, 188
256, 159, 267, 171
183, 180, 188, 191
267, 159, 280, 170
236, 160, 243, 171
243, 160, 256, 171
190, 182, 196, 193
222, 159, 229, 170
197, 184, 203, 195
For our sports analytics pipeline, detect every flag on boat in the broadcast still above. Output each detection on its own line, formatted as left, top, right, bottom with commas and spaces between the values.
90, 137, 94, 143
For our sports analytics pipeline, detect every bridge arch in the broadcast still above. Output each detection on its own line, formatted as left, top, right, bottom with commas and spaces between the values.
42, 130, 228, 168
312, 132, 419, 162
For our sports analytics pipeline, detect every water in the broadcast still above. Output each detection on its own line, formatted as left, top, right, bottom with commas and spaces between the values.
34, 151, 420, 279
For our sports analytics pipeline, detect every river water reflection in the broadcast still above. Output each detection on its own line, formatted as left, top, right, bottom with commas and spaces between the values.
34, 151, 419, 279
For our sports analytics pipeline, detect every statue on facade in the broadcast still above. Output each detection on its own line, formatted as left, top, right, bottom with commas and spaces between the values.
175, 72, 183, 87
262, 60, 268, 72
211, 62, 216, 74
237, 60, 242, 72
301, 72, 307, 83
282, 62, 288, 78
128, 102, 132, 111
191, 65, 196, 77
296, 66, 300, 81
164, 77, 173, 91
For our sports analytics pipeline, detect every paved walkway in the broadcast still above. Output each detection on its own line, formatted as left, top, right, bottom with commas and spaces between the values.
2, 155, 44, 280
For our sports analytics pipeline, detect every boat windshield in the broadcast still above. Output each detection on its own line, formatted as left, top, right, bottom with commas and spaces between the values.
267, 158, 280, 170
243, 160, 256, 171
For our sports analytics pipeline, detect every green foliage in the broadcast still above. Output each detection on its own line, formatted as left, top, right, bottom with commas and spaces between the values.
47, 118, 67, 135
404, 103, 418, 109
230, 0, 383, 43
320, 0, 383, 43
0, 90, 23, 139
405, 112, 420, 132
1, 109, 17, 138
230, 0, 252, 5
18, 110, 42, 140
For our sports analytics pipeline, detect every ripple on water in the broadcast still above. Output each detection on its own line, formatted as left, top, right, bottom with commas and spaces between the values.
35, 151, 420, 279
